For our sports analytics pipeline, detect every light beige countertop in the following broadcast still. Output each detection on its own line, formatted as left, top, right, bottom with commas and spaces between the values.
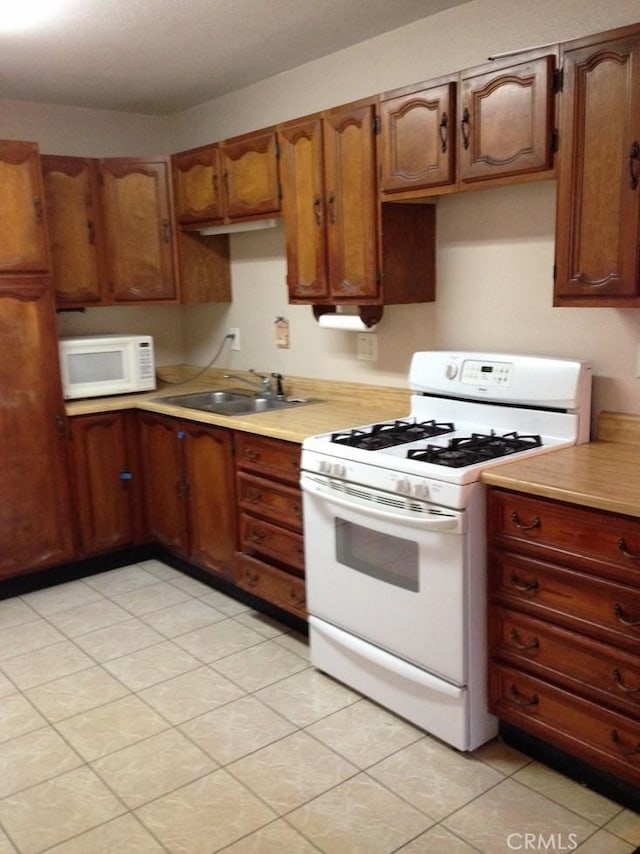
481, 411, 640, 518
65, 366, 411, 444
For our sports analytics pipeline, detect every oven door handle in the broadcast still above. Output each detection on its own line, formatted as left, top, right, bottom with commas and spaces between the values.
301, 474, 461, 531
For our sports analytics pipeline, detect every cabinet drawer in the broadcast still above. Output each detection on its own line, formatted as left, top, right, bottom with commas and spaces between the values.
240, 513, 305, 573
234, 433, 300, 486
490, 663, 640, 786
237, 472, 303, 532
490, 606, 640, 718
488, 489, 640, 584
235, 553, 306, 619
489, 551, 640, 652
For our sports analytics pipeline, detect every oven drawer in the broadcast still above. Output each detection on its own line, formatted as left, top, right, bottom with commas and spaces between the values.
488, 489, 640, 584
490, 605, 640, 718
490, 663, 640, 786
489, 550, 640, 653
235, 553, 306, 619
237, 472, 303, 532
240, 512, 305, 573
235, 433, 300, 486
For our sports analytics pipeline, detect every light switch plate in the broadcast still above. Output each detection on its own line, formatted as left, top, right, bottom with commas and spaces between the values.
357, 333, 378, 361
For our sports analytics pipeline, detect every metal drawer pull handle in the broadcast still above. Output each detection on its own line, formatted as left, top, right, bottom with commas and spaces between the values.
612, 668, 640, 695
509, 629, 539, 651
614, 604, 640, 627
511, 512, 541, 531
629, 141, 640, 190
509, 573, 540, 593
617, 538, 640, 559
439, 112, 448, 153
611, 729, 640, 756
461, 107, 471, 150
246, 488, 263, 503
509, 684, 539, 707
245, 571, 259, 586
248, 529, 266, 544
245, 449, 260, 461
313, 194, 322, 225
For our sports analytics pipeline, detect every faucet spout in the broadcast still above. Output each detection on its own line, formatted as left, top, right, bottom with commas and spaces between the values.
223, 370, 273, 395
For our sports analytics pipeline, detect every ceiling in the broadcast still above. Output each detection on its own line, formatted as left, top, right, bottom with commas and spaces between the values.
0, 0, 470, 115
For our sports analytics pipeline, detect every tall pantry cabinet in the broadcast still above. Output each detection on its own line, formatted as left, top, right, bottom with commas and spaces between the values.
0, 140, 75, 579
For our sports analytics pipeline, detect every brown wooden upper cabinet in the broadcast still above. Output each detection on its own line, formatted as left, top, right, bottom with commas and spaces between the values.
0, 140, 51, 275
172, 127, 280, 226
554, 25, 640, 306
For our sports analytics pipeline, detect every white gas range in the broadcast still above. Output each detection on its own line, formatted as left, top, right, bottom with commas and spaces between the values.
300, 351, 592, 751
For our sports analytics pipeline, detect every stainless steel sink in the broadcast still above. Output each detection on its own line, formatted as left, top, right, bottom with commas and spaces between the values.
156, 388, 318, 416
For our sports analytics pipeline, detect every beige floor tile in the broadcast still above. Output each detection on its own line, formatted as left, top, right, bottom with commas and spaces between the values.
255, 667, 361, 727
179, 695, 296, 764
0, 766, 125, 854
229, 730, 358, 814
0, 597, 39, 629
368, 736, 504, 821
220, 817, 323, 853
24, 665, 130, 722
210, 638, 309, 691
605, 809, 640, 845
135, 769, 276, 853
198, 589, 252, 616
0, 693, 46, 742
19, 580, 103, 616
472, 737, 532, 775
0, 671, 15, 699
0, 725, 82, 798
514, 760, 623, 824
307, 698, 424, 768
44, 813, 167, 853
273, 630, 310, 661
55, 694, 169, 761
46, 597, 132, 637
140, 597, 227, 637
166, 572, 216, 596
443, 778, 598, 853
92, 727, 217, 808
84, 565, 160, 596
137, 558, 185, 581
173, 618, 265, 662
139, 665, 245, 724
575, 828, 639, 853
234, 610, 288, 638
0, 618, 64, 662
396, 824, 479, 852
288, 772, 433, 854
72, 617, 165, 662
0, 639, 93, 690
0, 826, 16, 854
110, 580, 193, 616
102, 639, 201, 690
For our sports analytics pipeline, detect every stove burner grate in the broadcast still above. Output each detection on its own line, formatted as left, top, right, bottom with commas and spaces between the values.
331, 419, 455, 450
407, 431, 543, 468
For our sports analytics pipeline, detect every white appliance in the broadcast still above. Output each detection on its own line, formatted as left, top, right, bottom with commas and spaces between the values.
58, 334, 156, 400
301, 351, 592, 751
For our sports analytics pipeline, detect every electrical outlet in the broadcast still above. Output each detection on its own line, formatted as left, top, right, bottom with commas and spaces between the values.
357, 333, 378, 361
229, 328, 241, 351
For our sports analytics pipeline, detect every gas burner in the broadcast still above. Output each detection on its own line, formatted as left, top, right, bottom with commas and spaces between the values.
407, 431, 543, 468
331, 419, 455, 450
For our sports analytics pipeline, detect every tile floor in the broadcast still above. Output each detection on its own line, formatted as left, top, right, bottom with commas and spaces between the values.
0, 559, 639, 854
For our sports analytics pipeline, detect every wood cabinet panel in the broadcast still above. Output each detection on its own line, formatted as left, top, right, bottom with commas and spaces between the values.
234, 433, 301, 486
237, 472, 303, 532
172, 144, 223, 224
0, 140, 50, 274
239, 513, 304, 573
235, 553, 306, 620
220, 129, 281, 220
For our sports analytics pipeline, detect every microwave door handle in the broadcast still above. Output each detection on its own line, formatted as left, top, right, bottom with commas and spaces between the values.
301, 475, 461, 531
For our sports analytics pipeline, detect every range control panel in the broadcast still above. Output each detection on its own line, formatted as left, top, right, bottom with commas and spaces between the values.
458, 359, 512, 387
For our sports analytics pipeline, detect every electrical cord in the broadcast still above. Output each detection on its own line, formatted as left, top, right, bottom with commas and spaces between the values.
157, 332, 236, 385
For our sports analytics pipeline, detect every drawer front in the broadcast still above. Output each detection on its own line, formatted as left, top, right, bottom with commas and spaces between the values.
490, 550, 640, 652
488, 489, 640, 583
490, 605, 640, 718
490, 663, 640, 786
240, 513, 305, 573
237, 472, 303, 532
235, 553, 306, 619
235, 433, 300, 486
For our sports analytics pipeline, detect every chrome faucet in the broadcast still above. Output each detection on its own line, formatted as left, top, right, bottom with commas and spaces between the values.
223, 369, 279, 396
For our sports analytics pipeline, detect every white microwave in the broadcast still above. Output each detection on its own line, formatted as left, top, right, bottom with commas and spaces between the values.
59, 334, 156, 400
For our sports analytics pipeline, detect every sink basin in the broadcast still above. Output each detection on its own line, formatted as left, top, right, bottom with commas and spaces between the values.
156, 389, 318, 416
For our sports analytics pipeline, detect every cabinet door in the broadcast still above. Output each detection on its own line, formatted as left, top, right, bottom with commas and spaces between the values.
138, 412, 187, 553
380, 81, 456, 194
279, 116, 329, 300
172, 144, 223, 224
0, 279, 75, 577
99, 157, 178, 302
0, 140, 50, 274
458, 54, 556, 185
68, 411, 144, 556
41, 156, 108, 307
183, 422, 236, 577
323, 101, 379, 299
555, 29, 640, 304
220, 129, 281, 220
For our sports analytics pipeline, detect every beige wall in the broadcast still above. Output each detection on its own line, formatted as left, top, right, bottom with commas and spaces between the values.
5, 0, 640, 423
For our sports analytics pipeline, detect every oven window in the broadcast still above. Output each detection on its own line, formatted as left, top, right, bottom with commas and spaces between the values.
335, 518, 419, 591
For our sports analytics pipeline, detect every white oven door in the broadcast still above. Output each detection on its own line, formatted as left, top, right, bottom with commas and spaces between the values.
301, 472, 468, 685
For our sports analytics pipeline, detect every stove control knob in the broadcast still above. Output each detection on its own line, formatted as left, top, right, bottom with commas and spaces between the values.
395, 477, 411, 494
331, 463, 346, 478
319, 460, 331, 474
413, 481, 430, 499
445, 362, 458, 380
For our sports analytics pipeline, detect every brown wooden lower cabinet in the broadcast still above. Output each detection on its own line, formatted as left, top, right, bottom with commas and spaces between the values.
487, 487, 640, 787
